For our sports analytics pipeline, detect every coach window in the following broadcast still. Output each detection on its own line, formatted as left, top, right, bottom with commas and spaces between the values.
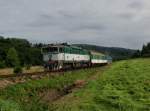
59, 47, 64, 53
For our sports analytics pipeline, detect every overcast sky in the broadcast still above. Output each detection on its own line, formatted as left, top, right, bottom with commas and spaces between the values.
0, 0, 150, 49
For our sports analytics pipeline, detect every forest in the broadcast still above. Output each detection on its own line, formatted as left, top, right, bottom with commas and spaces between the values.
0, 36, 43, 69
132, 42, 150, 58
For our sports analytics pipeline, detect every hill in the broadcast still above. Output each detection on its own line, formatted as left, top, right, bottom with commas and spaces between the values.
74, 44, 136, 60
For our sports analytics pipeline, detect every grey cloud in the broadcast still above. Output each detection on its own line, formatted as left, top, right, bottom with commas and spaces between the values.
28, 12, 76, 27
117, 12, 135, 19
28, 14, 55, 27
58, 11, 76, 18
0, 0, 150, 49
67, 23, 106, 32
28, 11, 106, 32
128, 1, 144, 10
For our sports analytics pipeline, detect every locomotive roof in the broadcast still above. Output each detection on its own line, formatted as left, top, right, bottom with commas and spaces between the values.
90, 50, 105, 56
43, 43, 83, 50
42, 43, 106, 55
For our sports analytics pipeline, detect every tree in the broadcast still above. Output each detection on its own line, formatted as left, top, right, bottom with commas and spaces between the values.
141, 42, 150, 57
132, 50, 141, 58
0, 61, 5, 68
6, 48, 20, 67
0, 37, 43, 67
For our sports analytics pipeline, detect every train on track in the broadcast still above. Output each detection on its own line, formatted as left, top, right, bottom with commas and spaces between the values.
41, 43, 112, 70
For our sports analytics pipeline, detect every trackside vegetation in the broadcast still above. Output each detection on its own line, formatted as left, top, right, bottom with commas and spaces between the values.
0, 67, 105, 111
51, 58, 150, 111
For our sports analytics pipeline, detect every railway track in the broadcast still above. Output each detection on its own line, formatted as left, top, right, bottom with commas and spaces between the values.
0, 67, 91, 89
0, 65, 108, 89
0, 70, 59, 79
0, 65, 99, 79
1, 69, 76, 89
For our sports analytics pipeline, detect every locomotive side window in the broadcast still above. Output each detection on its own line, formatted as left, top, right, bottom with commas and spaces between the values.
59, 47, 64, 53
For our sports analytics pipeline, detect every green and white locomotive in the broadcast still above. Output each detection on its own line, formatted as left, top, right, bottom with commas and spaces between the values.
41, 43, 112, 70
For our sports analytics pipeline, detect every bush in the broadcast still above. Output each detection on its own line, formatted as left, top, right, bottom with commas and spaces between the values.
0, 61, 6, 68
25, 64, 31, 70
6, 48, 20, 67
13, 66, 23, 74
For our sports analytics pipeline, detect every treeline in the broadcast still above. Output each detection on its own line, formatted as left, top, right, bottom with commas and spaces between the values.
133, 42, 150, 58
0, 36, 149, 69
75, 44, 136, 61
0, 36, 43, 69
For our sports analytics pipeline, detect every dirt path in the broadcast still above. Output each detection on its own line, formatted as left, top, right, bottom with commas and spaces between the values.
39, 66, 109, 104
0, 72, 58, 89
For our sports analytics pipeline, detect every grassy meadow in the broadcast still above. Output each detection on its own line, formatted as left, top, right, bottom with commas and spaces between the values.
52, 58, 150, 111
0, 58, 150, 111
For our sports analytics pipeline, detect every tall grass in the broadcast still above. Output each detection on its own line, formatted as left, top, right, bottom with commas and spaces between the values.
52, 58, 150, 111
0, 68, 100, 111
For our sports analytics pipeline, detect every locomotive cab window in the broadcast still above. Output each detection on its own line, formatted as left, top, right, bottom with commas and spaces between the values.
49, 47, 58, 53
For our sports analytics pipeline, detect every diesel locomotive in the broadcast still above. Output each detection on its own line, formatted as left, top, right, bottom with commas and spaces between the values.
41, 43, 112, 70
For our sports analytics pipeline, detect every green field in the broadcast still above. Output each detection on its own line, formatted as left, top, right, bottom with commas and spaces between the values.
0, 58, 150, 111
53, 58, 150, 111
